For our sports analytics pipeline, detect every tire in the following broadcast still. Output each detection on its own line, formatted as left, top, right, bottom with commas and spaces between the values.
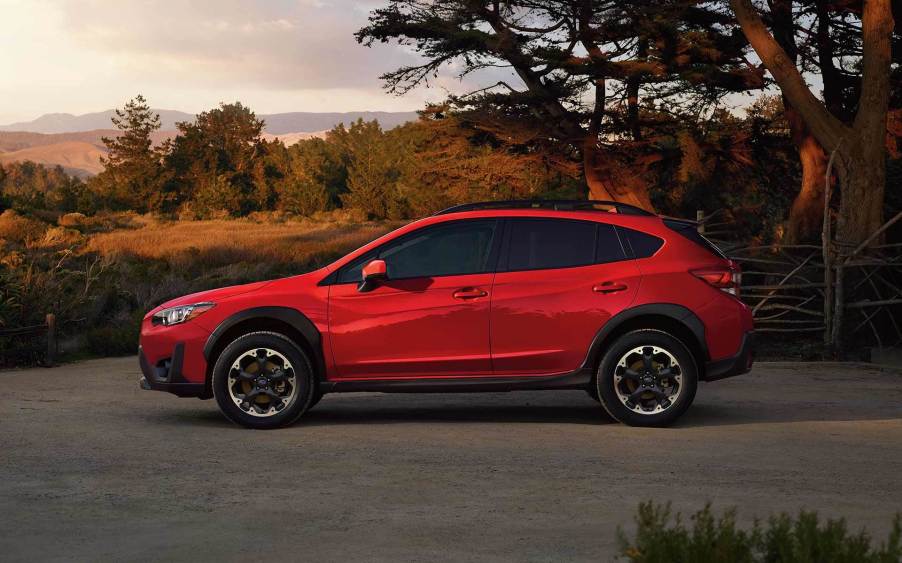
596, 329, 698, 427
212, 331, 315, 429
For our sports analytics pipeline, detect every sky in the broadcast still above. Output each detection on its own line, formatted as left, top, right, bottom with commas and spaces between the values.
0, 0, 469, 123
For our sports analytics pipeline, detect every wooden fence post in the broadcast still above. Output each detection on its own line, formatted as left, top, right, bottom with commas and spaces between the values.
696, 210, 705, 234
45, 313, 56, 367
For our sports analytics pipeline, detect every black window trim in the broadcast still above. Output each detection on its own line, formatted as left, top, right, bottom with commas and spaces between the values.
498, 217, 629, 274
322, 218, 503, 285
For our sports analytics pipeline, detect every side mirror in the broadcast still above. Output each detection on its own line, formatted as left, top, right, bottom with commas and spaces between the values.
358, 259, 387, 292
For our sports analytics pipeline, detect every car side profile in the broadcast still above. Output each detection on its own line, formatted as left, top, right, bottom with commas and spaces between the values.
139, 200, 754, 428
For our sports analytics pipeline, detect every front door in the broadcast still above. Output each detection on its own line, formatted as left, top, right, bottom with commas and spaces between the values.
328, 219, 499, 379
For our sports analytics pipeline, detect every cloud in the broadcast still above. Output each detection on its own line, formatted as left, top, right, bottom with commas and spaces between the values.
0, 0, 522, 123
56, 0, 413, 90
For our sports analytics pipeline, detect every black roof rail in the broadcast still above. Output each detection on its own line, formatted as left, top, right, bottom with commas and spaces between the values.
433, 199, 655, 217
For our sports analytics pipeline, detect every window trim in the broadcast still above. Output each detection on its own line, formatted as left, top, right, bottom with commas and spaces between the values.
499, 217, 627, 273
325, 218, 502, 285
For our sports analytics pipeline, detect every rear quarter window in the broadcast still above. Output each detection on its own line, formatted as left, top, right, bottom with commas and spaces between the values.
619, 227, 664, 259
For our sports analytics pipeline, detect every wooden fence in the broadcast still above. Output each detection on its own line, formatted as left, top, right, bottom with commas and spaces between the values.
700, 210, 902, 354
0, 314, 59, 366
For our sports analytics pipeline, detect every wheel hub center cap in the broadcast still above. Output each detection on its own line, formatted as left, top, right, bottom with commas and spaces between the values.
256, 377, 269, 388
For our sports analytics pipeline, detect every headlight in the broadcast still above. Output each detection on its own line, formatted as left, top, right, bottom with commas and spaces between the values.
152, 302, 215, 326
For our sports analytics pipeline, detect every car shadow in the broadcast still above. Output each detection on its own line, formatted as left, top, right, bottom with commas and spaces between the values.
150, 387, 902, 429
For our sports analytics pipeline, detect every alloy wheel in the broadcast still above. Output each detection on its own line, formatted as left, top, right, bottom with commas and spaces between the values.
227, 348, 298, 417
613, 345, 683, 415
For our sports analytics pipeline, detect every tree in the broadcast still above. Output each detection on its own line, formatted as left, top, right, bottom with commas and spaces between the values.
357, 0, 763, 209
730, 0, 896, 246
92, 95, 164, 211
338, 120, 399, 218
164, 102, 266, 217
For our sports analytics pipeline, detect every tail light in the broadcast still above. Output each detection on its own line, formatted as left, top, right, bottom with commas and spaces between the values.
691, 266, 741, 296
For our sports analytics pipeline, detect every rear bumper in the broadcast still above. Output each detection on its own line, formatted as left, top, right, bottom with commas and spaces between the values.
138, 345, 208, 398
702, 331, 754, 381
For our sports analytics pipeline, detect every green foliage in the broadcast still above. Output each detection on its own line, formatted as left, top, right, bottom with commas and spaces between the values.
164, 101, 266, 217
618, 502, 902, 563
91, 95, 165, 212
0, 161, 92, 214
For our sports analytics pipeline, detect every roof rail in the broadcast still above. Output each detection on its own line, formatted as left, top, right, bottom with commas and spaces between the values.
433, 199, 655, 217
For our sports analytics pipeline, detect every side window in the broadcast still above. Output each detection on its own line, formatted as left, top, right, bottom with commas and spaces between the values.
620, 227, 664, 258
336, 220, 497, 282
507, 219, 597, 271
381, 220, 497, 279
336, 251, 377, 284
595, 223, 627, 264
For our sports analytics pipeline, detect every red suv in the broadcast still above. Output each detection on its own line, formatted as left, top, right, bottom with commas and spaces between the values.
139, 200, 754, 428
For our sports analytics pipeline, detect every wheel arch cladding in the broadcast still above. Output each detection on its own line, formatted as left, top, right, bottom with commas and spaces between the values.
203, 307, 325, 388
585, 304, 708, 378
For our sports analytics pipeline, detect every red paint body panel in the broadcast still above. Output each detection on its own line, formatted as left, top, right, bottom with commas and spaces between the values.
138, 208, 754, 392
490, 261, 640, 375
328, 273, 494, 378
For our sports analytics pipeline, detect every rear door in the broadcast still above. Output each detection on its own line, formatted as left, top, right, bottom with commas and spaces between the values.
328, 219, 500, 379
490, 218, 641, 376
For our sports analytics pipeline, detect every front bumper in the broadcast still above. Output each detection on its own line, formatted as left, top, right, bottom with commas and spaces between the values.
138, 344, 208, 398
702, 331, 754, 381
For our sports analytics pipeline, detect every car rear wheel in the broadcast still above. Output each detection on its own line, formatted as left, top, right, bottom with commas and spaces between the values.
596, 329, 698, 427
212, 331, 315, 429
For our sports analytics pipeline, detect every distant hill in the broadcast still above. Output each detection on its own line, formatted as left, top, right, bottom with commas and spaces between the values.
0, 110, 419, 134
0, 141, 106, 178
0, 127, 329, 177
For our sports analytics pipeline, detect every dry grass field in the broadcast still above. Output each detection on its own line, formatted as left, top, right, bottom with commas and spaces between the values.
83, 214, 397, 269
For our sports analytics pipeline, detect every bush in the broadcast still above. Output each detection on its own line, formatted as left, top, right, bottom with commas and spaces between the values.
618, 502, 901, 563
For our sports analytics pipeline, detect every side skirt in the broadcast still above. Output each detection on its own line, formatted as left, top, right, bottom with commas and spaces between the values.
319, 368, 594, 394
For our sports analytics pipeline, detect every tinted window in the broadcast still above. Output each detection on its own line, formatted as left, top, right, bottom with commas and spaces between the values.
663, 219, 727, 259
507, 219, 596, 271
621, 227, 664, 258
336, 250, 377, 284
595, 223, 627, 264
337, 220, 497, 282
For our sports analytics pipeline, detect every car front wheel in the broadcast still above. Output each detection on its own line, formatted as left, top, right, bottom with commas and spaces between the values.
211, 331, 315, 429
596, 329, 698, 427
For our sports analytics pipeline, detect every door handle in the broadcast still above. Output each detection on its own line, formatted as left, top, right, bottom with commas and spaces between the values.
453, 287, 488, 299
593, 282, 628, 294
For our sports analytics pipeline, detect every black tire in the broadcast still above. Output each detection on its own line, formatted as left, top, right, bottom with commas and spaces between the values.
212, 331, 315, 429
596, 329, 698, 427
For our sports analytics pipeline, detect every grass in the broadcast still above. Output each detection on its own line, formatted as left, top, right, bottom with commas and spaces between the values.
618, 502, 902, 563
1, 211, 399, 366
84, 215, 396, 270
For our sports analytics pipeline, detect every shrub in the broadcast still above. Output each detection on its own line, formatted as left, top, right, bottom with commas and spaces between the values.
618, 502, 902, 563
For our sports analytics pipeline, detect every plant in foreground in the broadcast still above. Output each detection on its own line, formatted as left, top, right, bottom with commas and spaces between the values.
618, 502, 901, 563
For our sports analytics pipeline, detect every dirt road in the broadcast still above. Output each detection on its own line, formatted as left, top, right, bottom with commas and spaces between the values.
2, 358, 901, 561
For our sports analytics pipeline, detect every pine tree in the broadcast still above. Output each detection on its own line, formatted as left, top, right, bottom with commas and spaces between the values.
93, 95, 164, 212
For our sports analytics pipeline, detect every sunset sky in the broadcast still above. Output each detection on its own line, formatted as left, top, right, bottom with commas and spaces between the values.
0, 0, 463, 123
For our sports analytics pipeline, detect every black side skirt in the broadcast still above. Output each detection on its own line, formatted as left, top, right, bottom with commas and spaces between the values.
319, 368, 594, 394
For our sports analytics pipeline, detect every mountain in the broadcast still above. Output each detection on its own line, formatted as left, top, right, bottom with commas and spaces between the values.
0, 128, 325, 177
0, 141, 106, 178
0, 110, 419, 134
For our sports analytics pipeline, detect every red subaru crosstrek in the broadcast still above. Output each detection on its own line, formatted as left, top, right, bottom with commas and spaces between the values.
139, 200, 753, 428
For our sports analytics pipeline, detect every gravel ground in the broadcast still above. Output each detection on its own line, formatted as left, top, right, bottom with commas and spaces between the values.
1, 358, 901, 562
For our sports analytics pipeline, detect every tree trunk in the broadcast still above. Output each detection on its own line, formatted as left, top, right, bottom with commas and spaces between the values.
785, 105, 829, 243
581, 140, 652, 209
582, 139, 614, 201
730, 0, 893, 246
834, 141, 886, 247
